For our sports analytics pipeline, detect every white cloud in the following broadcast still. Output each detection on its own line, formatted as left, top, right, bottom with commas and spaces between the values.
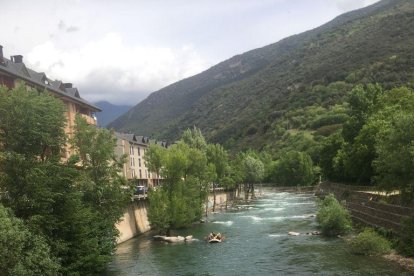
27, 33, 211, 104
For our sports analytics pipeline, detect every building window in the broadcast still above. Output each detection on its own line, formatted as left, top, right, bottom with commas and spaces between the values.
138, 158, 141, 167
130, 145, 134, 155
130, 157, 135, 167
138, 147, 141, 156
139, 169, 142, 179
131, 169, 135, 178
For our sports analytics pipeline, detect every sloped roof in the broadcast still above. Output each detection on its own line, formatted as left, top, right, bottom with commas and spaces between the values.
114, 132, 152, 146
0, 57, 101, 111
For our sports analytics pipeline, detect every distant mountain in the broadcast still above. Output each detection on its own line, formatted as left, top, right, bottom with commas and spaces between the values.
109, 0, 414, 150
94, 101, 132, 127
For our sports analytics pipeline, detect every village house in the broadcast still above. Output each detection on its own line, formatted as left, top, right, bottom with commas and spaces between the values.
0, 45, 101, 158
115, 132, 167, 190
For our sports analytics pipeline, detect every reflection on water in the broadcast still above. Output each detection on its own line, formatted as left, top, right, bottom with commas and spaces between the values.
105, 190, 407, 276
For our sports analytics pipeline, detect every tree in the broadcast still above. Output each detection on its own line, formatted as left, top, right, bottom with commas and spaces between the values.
207, 143, 228, 211
144, 144, 165, 186
70, 116, 131, 272
0, 86, 130, 274
240, 154, 264, 200
181, 126, 207, 151
336, 84, 384, 184
0, 204, 60, 275
147, 141, 207, 235
270, 151, 314, 186
317, 195, 352, 236
0, 85, 66, 161
374, 112, 414, 201
319, 132, 345, 181
369, 87, 414, 201
342, 84, 383, 143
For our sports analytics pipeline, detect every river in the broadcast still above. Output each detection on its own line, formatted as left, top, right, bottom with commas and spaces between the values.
105, 190, 407, 275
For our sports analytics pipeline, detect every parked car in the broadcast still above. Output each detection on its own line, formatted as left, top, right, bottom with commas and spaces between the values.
134, 185, 146, 195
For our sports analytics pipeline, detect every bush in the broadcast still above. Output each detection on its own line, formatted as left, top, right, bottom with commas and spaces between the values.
397, 216, 414, 257
349, 228, 391, 255
317, 194, 352, 236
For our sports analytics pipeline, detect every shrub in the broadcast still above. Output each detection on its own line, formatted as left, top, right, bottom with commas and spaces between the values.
349, 228, 391, 255
317, 194, 352, 236
397, 216, 414, 257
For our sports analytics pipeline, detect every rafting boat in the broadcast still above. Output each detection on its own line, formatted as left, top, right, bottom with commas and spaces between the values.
208, 237, 222, 243
207, 232, 223, 243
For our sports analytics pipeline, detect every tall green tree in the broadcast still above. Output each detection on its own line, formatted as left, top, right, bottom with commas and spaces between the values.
318, 132, 345, 181
147, 141, 207, 235
181, 126, 207, 151
70, 116, 131, 272
144, 144, 165, 186
333, 84, 384, 184
372, 87, 414, 201
0, 85, 130, 274
0, 204, 60, 276
270, 151, 314, 186
207, 143, 228, 211
0, 85, 66, 161
240, 154, 264, 200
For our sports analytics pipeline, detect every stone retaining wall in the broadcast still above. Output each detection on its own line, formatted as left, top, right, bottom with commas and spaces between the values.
115, 199, 150, 244
116, 191, 232, 244
318, 182, 414, 234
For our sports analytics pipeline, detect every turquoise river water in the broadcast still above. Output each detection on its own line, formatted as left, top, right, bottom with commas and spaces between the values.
105, 191, 408, 275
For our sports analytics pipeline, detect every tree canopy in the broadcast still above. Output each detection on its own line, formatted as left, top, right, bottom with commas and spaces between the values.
0, 85, 130, 274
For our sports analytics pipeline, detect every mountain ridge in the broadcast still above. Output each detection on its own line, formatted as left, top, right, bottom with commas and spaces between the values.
109, 0, 414, 150
95, 101, 132, 127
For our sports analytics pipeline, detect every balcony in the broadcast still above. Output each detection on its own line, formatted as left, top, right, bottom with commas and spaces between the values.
80, 113, 97, 125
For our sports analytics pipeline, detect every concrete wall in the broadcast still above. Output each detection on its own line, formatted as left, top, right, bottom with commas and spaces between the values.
116, 191, 235, 244
116, 199, 150, 244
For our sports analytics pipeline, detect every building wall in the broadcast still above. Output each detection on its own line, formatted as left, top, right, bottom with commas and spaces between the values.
115, 136, 162, 188
116, 190, 231, 244
115, 200, 151, 244
0, 70, 98, 159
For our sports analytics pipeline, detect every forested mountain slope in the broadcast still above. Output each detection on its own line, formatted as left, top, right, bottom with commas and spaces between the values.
109, 0, 414, 150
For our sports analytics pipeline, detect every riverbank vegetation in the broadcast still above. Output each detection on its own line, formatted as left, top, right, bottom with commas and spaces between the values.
348, 228, 391, 256
0, 86, 131, 275
145, 128, 265, 235
316, 195, 352, 236
397, 217, 414, 257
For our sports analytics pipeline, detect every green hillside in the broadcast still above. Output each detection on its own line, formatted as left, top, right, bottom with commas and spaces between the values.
109, 0, 414, 151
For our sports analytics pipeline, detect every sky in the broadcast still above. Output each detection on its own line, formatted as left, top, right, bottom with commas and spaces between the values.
1, 0, 380, 105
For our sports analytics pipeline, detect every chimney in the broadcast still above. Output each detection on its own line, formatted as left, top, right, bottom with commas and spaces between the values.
63, 83, 73, 88
11, 55, 23, 63
0, 45, 4, 64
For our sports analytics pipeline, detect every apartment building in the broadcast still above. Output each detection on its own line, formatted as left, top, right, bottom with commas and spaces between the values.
0, 45, 101, 158
115, 132, 167, 188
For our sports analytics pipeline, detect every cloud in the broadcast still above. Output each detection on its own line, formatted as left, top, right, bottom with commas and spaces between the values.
58, 20, 80, 33
27, 33, 210, 105
332, 0, 380, 12
66, 26, 80, 33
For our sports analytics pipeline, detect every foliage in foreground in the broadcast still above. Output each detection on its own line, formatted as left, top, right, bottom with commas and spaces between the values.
0, 85, 130, 274
317, 195, 352, 236
349, 228, 391, 256
0, 204, 60, 276
397, 216, 414, 257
